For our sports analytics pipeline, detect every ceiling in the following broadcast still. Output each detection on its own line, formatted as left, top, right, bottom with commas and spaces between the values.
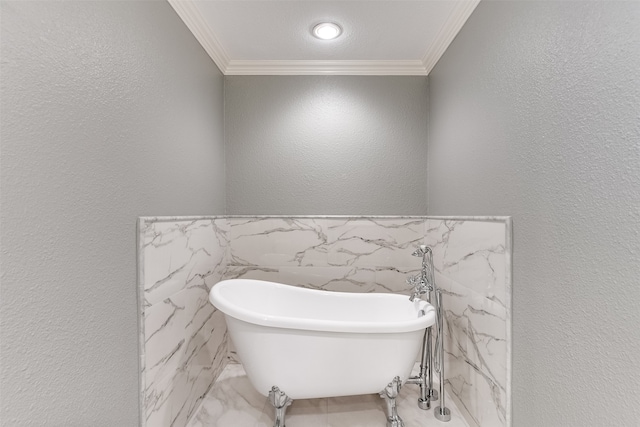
168, 0, 480, 75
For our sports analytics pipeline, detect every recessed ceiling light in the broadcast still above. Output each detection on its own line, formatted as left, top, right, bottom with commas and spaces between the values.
312, 22, 342, 40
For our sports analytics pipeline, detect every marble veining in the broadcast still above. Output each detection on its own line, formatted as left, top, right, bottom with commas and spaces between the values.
142, 219, 228, 306
424, 219, 511, 427
425, 219, 507, 308
139, 218, 229, 427
226, 217, 425, 295
138, 215, 511, 427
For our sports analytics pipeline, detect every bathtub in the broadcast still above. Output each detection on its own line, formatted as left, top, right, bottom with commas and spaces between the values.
209, 279, 436, 400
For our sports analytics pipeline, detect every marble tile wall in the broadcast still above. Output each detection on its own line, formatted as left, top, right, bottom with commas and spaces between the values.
137, 216, 511, 427
224, 217, 425, 294
425, 219, 511, 427
138, 218, 229, 427
224, 216, 511, 427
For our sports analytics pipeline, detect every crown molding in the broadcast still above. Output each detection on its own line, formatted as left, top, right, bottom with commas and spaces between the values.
169, 0, 480, 76
422, 0, 481, 74
225, 60, 429, 76
167, 0, 230, 73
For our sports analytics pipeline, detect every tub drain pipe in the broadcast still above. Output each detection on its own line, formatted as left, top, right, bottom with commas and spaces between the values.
406, 319, 438, 409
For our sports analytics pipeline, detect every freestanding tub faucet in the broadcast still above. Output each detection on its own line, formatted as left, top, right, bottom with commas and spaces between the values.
405, 245, 451, 422
407, 245, 435, 301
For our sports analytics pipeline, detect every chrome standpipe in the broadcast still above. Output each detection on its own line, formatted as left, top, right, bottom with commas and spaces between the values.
268, 386, 293, 427
435, 406, 452, 422
379, 376, 405, 427
433, 288, 451, 422
406, 245, 449, 421
420, 327, 438, 407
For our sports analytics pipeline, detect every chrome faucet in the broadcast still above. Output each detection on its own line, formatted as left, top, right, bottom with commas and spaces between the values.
407, 245, 435, 301
405, 244, 451, 422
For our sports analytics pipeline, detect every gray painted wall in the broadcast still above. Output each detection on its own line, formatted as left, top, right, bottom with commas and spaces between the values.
0, 1, 225, 425
225, 76, 428, 215
428, 2, 640, 426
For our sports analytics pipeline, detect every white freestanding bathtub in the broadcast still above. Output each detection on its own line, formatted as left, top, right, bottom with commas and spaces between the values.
209, 279, 436, 400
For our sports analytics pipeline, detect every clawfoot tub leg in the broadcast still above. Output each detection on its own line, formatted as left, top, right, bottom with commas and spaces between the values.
268, 386, 293, 427
379, 376, 405, 427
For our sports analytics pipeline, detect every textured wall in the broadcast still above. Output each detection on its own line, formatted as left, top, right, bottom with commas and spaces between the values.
0, 2, 225, 425
428, 2, 640, 426
225, 76, 428, 215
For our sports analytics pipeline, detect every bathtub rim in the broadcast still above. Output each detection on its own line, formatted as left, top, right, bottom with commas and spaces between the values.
209, 279, 436, 334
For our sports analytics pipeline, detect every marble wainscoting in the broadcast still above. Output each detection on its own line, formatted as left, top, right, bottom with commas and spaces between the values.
224, 216, 425, 294
137, 215, 511, 427
138, 217, 230, 427
425, 218, 512, 427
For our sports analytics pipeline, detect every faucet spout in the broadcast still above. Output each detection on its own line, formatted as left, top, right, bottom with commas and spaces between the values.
411, 245, 428, 258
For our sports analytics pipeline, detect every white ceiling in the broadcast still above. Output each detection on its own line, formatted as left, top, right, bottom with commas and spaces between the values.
168, 0, 480, 75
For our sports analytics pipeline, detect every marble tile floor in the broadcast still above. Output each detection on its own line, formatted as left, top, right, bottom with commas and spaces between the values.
186, 363, 470, 427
